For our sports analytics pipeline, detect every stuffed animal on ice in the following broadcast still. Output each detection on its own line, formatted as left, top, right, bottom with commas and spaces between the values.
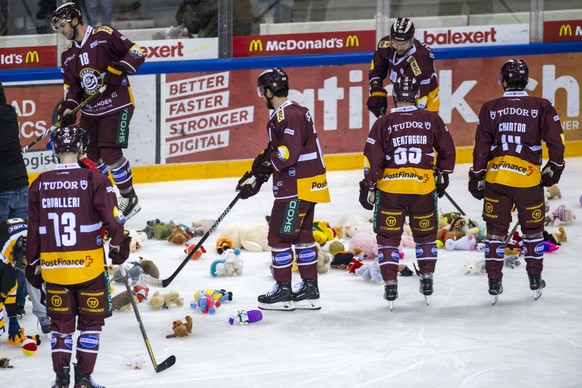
190, 292, 221, 314
127, 355, 146, 370
349, 232, 378, 258
546, 184, 561, 199
147, 290, 184, 310
400, 231, 415, 249
445, 235, 477, 251
291, 248, 332, 274
545, 204, 576, 226
210, 248, 244, 277
167, 226, 193, 245
312, 220, 336, 245
337, 213, 373, 238
126, 229, 147, 252
184, 243, 207, 260
153, 221, 176, 240
191, 219, 215, 236
166, 315, 193, 338
355, 261, 384, 283
194, 288, 233, 303
111, 290, 139, 312
216, 237, 234, 254
111, 258, 160, 285
220, 223, 270, 252
464, 256, 486, 275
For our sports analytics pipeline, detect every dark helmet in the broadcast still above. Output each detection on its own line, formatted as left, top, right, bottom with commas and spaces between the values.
391, 17, 415, 42
498, 59, 529, 90
53, 125, 88, 154
52, 2, 83, 29
393, 76, 419, 104
257, 68, 289, 97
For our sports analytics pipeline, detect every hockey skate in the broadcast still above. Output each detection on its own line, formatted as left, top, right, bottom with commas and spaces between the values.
528, 274, 546, 301
119, 189, 141, 220
292, 280, 321, 310
39, 315, 52, 334
52, 365, 70, 388
258, 282, 295, 311
488, 279, 503, 305
419, 273, 433, 306
384, 281, 398, 311
74, 363, 105, 388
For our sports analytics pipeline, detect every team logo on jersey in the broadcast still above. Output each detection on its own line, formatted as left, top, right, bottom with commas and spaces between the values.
129, 44, 144, 60
490, 111, 496, 119
531, 109, 538, 118
425, 122, 431, 129
80, 180, 88, 190
288, 167, 296, 177
363, 156, 370, 175
80, 68, 102, 94
276, 145, 290, 161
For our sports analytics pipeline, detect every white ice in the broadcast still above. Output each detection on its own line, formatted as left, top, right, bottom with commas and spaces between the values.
2, 159, 582, 388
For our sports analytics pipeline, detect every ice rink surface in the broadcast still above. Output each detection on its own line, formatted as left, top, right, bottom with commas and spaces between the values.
2, 159, 581, 388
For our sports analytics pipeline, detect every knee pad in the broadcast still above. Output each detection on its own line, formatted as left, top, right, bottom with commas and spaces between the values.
374, 208, 405, 236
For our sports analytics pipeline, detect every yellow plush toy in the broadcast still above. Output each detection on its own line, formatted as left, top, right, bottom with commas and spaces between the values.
312, 220, 334, 246
147, 290, 184, 310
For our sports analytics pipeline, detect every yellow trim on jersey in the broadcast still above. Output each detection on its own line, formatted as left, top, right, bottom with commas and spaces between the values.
40, 248, 106, 285
93, 26, 113, 34
426, 87, 440, 113
376, 167, 435, 195
297, 173, 330, 203
485, 155, 540, 188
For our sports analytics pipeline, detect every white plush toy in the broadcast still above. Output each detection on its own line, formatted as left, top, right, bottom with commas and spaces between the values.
445, 235, 477, 251
221, 224, 269, 252
210, 248, 244, 277
127, 229, 147, 252
355, 262, 383, 283
464, 256, 486, 275
337, 213, 373, 238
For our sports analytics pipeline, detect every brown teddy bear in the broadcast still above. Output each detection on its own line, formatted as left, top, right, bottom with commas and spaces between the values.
147, 290, 184, 310
166, 315, 193, 338
167, 226, 192, 245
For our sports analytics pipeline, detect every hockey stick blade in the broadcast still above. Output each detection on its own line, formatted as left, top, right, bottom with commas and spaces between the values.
140, 194, 241, 288
155, 355, 176, 373
21, 85, 106, 154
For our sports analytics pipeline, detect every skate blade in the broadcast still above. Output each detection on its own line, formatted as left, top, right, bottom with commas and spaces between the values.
424, 295, 430, 306
124, 204, 142, 220
490, 295, 499, 305
293, 299, 321, 310
389, 301, 394, 311
258, 301, 296, 311
533, 289, 543, 300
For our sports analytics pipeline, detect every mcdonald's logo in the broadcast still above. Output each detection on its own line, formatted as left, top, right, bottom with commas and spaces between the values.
346, 35, 360, 47
559, 24, 572, 36
25, 50, 40, 63
249, 40, 263, 52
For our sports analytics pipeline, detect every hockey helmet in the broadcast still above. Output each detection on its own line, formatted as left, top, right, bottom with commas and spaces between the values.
257, 68, 289, 97
53, 125, 88, 154
498, 59, 529, 90
393, 76, 419, 104
52, 2, 83, 30
391, 17, 415, 42
0, 218, 27, 266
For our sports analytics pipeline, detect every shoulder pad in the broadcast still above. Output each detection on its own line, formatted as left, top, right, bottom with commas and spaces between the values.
93, 26, 114, 34
62, 42, 73, 51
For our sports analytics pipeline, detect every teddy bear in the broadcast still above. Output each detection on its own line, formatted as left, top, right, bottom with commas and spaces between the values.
148, 290, 184, 310
546, 184, 561, 199
551, 227, 567, 244
210, 248, 244, 277
190, 293, 222, 314
337, 213, 373, 238
126, 229, 147, 252
191, 219, 216, 236
220, 224, 270, 252
317, 250, 332, 274
166, 315, 193, 338
167, 226, 192, 245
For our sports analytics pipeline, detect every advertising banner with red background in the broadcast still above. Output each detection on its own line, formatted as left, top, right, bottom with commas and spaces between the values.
0, 45, 58, 70
544, 20, 582, 42
162, 53, 582, 164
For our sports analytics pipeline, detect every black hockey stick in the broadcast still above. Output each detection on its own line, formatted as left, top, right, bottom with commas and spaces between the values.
443, 191, 477, 228
120, 265, 176, 373
21, 86, 106, 154
140, 194, 242, 288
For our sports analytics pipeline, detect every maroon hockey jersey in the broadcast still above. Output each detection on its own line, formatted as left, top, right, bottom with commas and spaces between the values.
267, 100, 330, 203
369, 38, 440, 112
363, 105, 455, 195
60, 25, 145, 116
26, 164, 125, 285
472, 91, 565, 188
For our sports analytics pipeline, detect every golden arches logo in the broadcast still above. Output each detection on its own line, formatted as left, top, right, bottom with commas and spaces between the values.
385, 216, 397, 227
51, 295, 63, 307
87, 297, 99, 309
25, 51, 40, 63
249, 40, 263, 52
346, 35, 360, 47
559, 24, 572, 36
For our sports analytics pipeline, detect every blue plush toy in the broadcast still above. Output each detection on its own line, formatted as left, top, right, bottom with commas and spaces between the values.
210, 248, 243, 277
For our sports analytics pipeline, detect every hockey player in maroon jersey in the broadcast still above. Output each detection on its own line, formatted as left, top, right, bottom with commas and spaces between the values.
52, 2, 145, 220
236, 68, 330, 311
367, 17, 440, 117
469, 59, 565, 304
360, 76, 455, 310
25, 125, 131, 388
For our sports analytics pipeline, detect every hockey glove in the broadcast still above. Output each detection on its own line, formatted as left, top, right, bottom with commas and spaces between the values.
250, 148, 273, 184
25, 259, 43, 289
541, 161, 564, 187
8, 317, 24, 346
109, 233, 132, 265
435, 171, 449, 198
468, 168, 486, 200
13, 236, 27, 271
358, 180, 375, 210
56, 100, 78, 127
367, 85, 388, 118
103, 62, 126, 86
236, 172, 263, 200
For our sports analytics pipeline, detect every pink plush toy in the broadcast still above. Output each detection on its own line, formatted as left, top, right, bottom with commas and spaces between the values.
349, 232, 378, 258
445, 235, 477, 251
400, 232, 415, 249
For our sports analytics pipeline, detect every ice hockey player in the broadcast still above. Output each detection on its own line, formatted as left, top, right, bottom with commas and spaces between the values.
359, 75, 455, 310
469, 59, 565, 304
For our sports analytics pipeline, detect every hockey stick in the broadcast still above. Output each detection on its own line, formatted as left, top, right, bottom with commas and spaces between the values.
443, 191, 477, 228
140, 193, 242, 288
120, 265, 176, 373
21, 86, 106, 154
504, 220, 520, 244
